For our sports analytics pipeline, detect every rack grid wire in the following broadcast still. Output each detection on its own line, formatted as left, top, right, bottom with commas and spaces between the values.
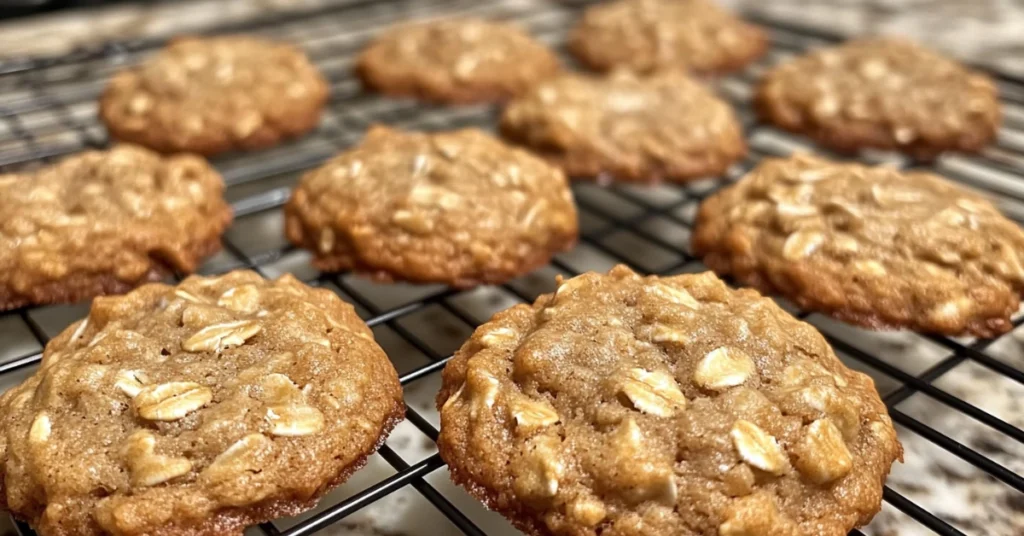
1, 1, 1023, 535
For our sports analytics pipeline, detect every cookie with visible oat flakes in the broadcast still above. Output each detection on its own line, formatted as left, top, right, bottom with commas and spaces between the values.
755, 37, 1000, 160
0, 144, 231, 312
437, 265, 901, 536
101, 35, 329, 156
693, 154, 1024, 337
356, 17, 560, 104
284, 126, 578, 288
0, 271, 404, 536
569, 0, 766, 75
500, 70, 746, 183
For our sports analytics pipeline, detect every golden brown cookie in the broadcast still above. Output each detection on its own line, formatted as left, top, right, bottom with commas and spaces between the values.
500, 70, 746, 183
693, 154, 1024, 337
285, 126, 578, 287
756, 37, 1000, 160
0, 271, 404, 536
101, 36, 329, 156
569, 0, 766, 75
437, 265, 901, 536
356, 17, 560, 104
0, 145, 231, 312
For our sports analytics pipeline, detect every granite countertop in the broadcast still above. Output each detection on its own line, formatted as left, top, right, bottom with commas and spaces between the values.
2, 0, 1024, 77
0, 1, 1022, 536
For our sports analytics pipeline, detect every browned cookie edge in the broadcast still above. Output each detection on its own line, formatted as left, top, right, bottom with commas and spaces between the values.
8, 398, 405, 536
500, 121, 747, 184
100, 91, 328, 157
691, 194, 1018, 338
354, 50, 560, 105
434, 307, 550, 536
283, 205, 577, 288
0, 217, 231, 313
567, 21, 768, 76
753, 78, 1000, 161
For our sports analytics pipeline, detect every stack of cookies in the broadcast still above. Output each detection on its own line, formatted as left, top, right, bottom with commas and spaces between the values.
0, 0, 1016, 534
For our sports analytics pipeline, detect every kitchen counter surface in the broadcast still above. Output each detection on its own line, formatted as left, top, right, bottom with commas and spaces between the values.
2, 0, 1024, 77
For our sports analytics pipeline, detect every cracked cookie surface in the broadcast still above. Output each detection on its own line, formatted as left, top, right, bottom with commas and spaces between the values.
756, 37, 1000, 159
569, 0, 766, 75
437, 265, 900, 536
356, 17, 560, 103
0, 271, 404, 536
0, 144, 231, 311
501, 70, 745, 183
693, 154, 1024, 337
285, 126, 578, 287
101, 36, 329, 155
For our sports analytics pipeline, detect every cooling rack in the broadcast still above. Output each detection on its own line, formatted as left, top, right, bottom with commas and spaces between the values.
1, 0, 1023, 535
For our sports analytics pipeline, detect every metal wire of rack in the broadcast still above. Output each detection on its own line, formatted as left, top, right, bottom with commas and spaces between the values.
0, 1, 1023, 535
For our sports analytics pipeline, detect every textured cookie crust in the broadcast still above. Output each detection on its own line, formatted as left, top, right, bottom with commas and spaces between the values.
356, 17, 560, 104
285, 126, 578, 287
756, 38, 1000, 160
437, 266, 901, 536
0, 145, 231, 312
0, 271, 404, 536
568, 0, 766, 75
501, 70, 746, 183
101, 36, 329, 156
693, 154, 1024, 337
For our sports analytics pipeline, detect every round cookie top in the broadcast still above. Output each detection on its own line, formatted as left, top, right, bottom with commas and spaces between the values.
0, 145, 231, 312
356, 17, 560, 103
501, 70, 746, 183
756, 37, 1000, 159
569, 0, 766, 75
693, 154, 1024, 337
101, 36, 329, 155
437, 265, 900, 536
284, 126, 578, 287
0, 271, 404, 536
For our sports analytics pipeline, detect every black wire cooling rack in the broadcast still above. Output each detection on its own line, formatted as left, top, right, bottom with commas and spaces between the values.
1, 1, 1023, 535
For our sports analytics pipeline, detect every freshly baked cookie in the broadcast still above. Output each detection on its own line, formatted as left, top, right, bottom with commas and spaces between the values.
437, 265, 901, 536
101, 36, 329, 156
0, 145, 231, 312
569, 0, 766, 75
0, 271, 404, 536
285, 126, 578, 287
356, 17, 560, 103
693, 154, 1024, 337
756, 37, 1000, 160
501, 70, 746, 183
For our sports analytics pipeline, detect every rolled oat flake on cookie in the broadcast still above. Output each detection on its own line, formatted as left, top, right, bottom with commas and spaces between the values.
437, 265, 901, 536
0, 270, 404, 536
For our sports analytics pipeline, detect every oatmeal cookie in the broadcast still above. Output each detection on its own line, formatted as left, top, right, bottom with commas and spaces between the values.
569, 0, 766, 75
693, 154, 1024, 337
0, 145, 231, 311
756, 37, 1000, 160
101, 36, 329, 156
356, 17, 560, 103
437, 265, 901, 536
501, 70, 746, 183
285, 126, 578, 287
0, 271, 404, 535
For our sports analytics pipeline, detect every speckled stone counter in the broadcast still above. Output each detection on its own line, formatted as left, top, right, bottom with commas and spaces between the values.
3, 0, 1024, 77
